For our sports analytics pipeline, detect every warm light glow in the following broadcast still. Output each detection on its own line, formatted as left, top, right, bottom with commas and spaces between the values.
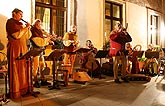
67, 0, 71, 31
160, 22, 165, 40
0, 0, 31, 21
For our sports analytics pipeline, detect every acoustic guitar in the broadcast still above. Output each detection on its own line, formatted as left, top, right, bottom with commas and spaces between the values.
63, 40, 78, 52
31, 37, 50, 47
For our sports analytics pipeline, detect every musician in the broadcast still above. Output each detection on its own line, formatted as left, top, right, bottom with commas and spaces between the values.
109, 22, 132, 83
82, 40, 101, 78
30, 19, 52, 88
146, 44, 154, 52
125, 43, 140, 74
63, 25, 80, 78
6, 8, 32, 99
85, 40, 97, 54
144, 44, 158, 76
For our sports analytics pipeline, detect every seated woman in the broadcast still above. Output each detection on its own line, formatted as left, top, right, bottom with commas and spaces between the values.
81, 40, 101, 78
125, 43, 141, 74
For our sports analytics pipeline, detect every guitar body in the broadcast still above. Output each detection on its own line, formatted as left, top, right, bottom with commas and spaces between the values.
63, 40, 77, 52
31, 37, 49, 47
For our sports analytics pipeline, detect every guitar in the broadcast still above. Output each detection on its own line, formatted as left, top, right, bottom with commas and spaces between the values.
63, 40, 79, 52
63, 40, 76, 47
31, 37, 50, 47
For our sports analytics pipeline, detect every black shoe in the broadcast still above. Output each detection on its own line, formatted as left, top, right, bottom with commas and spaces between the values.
115, 79, 121, 83
41, 80, 51, 86
99, 76, 106, 79
121, 77, 129, 83
34, 81, 40, 88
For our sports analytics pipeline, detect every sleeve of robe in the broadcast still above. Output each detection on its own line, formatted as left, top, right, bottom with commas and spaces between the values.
12, 27, 32, 40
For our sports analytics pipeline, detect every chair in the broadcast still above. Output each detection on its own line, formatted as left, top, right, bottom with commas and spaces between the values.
56, 69, 69, 86
155, 60, 165, 82
0, 52, 9, 104
133, 44, 142, 51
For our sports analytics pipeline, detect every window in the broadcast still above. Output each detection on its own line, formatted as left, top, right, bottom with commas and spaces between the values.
148, 15, 160, 45
35, 0, 67, 36
104, 1, 123, 50
147, 9, 160, 46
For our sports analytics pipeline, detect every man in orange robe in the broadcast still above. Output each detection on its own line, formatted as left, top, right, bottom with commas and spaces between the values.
6, 8, 32, 99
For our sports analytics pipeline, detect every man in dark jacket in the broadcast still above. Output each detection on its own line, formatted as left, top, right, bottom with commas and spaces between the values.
109, 22, 132, 83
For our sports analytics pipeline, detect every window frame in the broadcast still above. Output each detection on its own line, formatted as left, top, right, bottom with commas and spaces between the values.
35, 0, 68, 35
147, 9, 161, 47
104, 1, 123, 50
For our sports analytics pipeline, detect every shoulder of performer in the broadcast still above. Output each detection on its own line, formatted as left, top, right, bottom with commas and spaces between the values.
41, 29, 49, 36
6, 18, 23, 33
63, 32, 70, 40
110, 30, 120, 36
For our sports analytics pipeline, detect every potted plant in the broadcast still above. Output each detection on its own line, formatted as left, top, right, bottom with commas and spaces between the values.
138, 52, 147, 70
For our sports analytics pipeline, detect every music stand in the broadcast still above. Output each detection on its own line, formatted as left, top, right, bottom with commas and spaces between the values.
95, 50, 109, 78
18, 49, 43, 60
18, 49, 43, 97
73, 48, 91, 53
95, 50, 109, 64
145, 51, 159, 59
46, 49, 66, 90
132, 51, 144, 58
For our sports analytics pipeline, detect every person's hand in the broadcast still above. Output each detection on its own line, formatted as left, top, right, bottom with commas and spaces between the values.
123, 30, 127, 35
49, 40, 54, 45
25, 23, 31, 28
118, 28, 122, 32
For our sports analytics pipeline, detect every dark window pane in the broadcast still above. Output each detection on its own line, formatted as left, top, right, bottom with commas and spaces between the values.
52, 10, 67, 36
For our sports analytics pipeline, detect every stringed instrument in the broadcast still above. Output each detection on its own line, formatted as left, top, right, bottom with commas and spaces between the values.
63, 40, 77, 47
83, 48, 99, 71
21, 19, 55, 47
31, 37, 50, 47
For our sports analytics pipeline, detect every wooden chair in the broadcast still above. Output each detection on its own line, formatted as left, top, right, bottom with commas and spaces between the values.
0, 52, 9, 104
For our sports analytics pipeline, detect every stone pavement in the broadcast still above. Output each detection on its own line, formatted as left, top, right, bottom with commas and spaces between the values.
0, 75, 165, 106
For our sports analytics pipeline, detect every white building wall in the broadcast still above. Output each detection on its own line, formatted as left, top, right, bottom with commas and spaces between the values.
77, 0, 149, 50
77, 0, 104, 49
126, 2, 148, 50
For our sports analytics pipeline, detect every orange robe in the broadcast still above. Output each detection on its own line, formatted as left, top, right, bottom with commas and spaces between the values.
6, 18, 32, 99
